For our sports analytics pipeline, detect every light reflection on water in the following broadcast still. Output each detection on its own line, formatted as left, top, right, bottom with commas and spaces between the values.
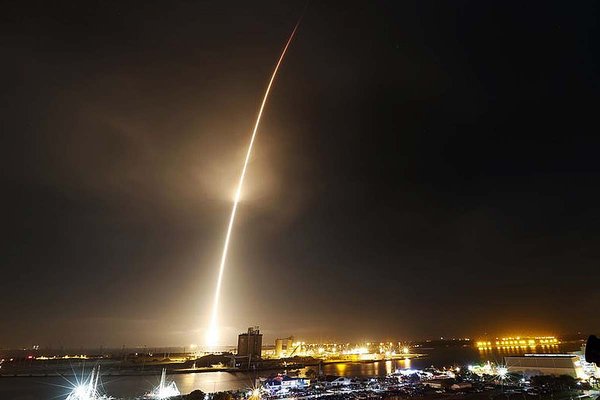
0, 372, 258, 400
321, 358, 414, 377
320, 344, 570, 377
175, 371, 256, 393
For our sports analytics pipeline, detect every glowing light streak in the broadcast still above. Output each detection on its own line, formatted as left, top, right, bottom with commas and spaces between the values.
206, 17, 303, 347
147, 368, 180, 399
66, 366, 112, 400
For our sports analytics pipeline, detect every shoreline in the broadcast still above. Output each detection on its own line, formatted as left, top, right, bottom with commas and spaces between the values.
0, 355, 426, 378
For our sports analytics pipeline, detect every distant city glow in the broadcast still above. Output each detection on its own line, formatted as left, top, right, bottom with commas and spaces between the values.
343, 346, 369, 355
476, 336, 559, 350
37, 354, 91, 360
262, 341, 416, 361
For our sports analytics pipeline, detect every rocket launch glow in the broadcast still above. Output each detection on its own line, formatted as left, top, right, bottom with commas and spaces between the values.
205, 19, 303, 348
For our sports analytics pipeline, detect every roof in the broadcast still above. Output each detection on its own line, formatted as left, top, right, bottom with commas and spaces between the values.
505, 356, 577, 369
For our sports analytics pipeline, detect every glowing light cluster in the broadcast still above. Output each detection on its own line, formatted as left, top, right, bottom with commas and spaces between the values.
66, 367, 112, 400
38, 354, 91, 360
265, 341, 414, 360
342, 346, 369, 355
476, 336, 559, 350
467, 361, 510, 379
147, 369, 180, 399
249, 388, 262, 400
497, 366, 508, 379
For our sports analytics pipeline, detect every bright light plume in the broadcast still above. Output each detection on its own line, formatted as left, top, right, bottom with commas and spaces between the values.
146, 368, 181, 399
205, 17, 303, 348
66, 366, 112, 400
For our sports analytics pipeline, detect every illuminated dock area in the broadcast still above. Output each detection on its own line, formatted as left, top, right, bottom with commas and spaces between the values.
476, 336, 560, 351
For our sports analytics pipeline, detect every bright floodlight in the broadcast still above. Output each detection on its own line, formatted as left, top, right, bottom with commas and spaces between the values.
497, 366, 508, 378
250, 388, 261, 400
147, 368, 181, 399
66, 366, 112, 400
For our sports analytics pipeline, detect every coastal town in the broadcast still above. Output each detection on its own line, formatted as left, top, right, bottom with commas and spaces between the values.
1, 333, 598, 399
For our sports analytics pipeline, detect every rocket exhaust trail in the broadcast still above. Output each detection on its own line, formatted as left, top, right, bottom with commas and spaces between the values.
206, 18, 303, 347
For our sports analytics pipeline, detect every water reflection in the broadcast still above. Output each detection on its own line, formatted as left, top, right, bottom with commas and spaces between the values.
174, 371, 256, 394
324, 359, 413, 377
385, 360, 393, 375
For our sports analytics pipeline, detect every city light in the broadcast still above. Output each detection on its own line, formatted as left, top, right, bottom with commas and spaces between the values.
250, 388, 262, 399
37, 354, 92, 360
497, 366, 508, 379
65, 367, 112, 400
476, 336, 559, 350
343, 346, 369, 355
263, 340, 419, 361
146, 368, 180, 399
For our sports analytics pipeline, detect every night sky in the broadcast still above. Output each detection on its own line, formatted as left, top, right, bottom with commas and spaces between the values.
2, 1, 599, 348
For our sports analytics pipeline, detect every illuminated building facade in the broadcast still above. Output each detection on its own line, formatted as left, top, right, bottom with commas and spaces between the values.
237, 326, 262, 358
505, 354, 582, 378
476, 336, 559, 350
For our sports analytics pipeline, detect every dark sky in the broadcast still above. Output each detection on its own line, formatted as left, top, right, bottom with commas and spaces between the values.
2, 0, 599, 348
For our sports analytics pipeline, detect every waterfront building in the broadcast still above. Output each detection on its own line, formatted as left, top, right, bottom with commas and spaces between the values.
237, 326, 262, 359
262, 375, 310, 393
504, 354, 583, 378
